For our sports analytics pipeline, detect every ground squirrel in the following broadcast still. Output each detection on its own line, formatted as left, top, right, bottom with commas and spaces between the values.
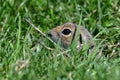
48, 22, 94, 51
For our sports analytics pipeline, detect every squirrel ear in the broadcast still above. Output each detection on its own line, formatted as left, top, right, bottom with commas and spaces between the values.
77, 39, 82, 52
79, 27, 95, 50
79, 34, 82, 44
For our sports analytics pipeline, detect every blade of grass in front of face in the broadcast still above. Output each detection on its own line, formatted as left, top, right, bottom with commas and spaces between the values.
70, 12, 82, 55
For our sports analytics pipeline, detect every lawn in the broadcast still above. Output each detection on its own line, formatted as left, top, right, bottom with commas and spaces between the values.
0, 0, 120, 80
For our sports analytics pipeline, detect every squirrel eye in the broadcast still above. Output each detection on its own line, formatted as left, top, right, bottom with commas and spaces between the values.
62, 29, 71, 35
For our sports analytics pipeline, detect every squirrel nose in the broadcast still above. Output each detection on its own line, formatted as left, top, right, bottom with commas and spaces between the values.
48, 33, 52, 37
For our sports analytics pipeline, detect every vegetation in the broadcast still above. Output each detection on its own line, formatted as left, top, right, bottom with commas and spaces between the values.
0, 0, 120, 80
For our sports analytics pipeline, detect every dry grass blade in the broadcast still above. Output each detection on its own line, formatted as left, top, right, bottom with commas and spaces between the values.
51, 49, 71, 59
15, 59, 30, 72
40, 42, 54, 51
25, 18, 57, 46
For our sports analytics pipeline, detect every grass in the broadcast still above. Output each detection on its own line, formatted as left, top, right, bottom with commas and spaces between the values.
0, 0, 120, 80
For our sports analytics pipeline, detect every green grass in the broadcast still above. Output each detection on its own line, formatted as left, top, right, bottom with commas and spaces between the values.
0, 0, 120, 80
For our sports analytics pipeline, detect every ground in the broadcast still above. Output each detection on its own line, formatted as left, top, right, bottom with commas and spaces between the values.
0, 0, 120, 80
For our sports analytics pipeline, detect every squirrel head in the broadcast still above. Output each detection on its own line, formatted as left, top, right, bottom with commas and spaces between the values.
48, 23, 76, 48
48, 22, 94, 50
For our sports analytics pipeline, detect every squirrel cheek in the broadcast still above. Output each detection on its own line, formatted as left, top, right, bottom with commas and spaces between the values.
61, 35, 73, 48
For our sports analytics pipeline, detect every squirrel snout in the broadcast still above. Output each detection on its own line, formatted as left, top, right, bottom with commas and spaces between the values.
48, 33, 52, 37
48, 31, 58, 44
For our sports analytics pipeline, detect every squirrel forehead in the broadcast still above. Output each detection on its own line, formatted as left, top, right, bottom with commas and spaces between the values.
62, 23, 76, 29
53, 23, 76, 32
